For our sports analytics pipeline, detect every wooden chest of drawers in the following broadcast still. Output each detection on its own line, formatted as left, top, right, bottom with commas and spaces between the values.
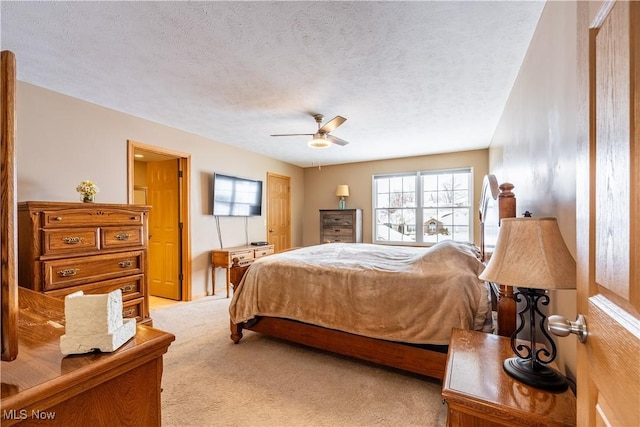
17, 201, 152, 324
211, 244, 275, 297
320, 209, 363, 243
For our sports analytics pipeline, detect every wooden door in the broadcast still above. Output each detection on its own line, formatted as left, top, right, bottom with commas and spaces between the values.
575, 1, 639, 425
266, 173, 291, 253
147, 159, 181, 300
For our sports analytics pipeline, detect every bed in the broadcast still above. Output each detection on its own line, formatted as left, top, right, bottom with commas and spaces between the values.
228, 174, 516, 380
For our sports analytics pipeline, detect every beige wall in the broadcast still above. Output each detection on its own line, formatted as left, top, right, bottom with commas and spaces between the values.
15, 82, 304, 299
489, 1, 579, 379
302, 150, 488, 246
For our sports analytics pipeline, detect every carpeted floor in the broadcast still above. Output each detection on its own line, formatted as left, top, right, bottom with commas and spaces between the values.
151, 296, 447, 427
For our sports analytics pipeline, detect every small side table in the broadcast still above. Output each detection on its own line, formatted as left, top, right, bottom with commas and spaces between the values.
442, 328, 576, 427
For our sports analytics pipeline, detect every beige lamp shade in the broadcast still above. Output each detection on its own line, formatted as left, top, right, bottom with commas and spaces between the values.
336, 185, 350, 197
479, 217, 576, 290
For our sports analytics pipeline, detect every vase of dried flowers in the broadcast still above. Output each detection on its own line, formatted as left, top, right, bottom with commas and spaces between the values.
76, 180, 99, 203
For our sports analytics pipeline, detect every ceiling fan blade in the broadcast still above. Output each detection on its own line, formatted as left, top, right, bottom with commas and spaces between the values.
270, 133, 314, 137
319, 115, 346, 133
327, 135, 349, 146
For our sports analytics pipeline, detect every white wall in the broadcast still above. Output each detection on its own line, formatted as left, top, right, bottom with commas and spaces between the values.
15, 82, 304, 299
489, 1, 578, 379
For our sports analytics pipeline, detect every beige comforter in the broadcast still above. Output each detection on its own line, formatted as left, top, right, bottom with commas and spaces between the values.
229, 241, 489, 345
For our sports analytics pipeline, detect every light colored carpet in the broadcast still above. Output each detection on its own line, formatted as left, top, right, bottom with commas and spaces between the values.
151, 296, 447, 427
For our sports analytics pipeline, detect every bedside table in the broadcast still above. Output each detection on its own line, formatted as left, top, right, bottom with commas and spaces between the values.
441, 328, 576, 427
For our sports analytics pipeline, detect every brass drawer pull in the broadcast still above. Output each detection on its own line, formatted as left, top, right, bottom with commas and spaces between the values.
57, 268, 79, 277
120, 284, 135, 293
114, 233, 131, 241
122, 308, 136, 317
54, 216, 63, 221
119, 260, 134, 268
63, 236, 83, 244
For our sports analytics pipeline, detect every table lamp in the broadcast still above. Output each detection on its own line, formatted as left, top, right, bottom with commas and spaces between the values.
479, 217, 576, 391
336, 185, 349, 210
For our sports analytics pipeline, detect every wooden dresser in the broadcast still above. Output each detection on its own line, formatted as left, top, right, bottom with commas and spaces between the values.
211, 244, 275, 297
319, 209, 362, 243
17, 201, 152, 324
1, 288, 174, 426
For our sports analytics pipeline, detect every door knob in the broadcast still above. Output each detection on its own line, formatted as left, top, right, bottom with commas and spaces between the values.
268, 229, 274, 232
547, 314, 588, 343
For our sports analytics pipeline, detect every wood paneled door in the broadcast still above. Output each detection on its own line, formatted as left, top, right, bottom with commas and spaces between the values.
266, 173, 291, 253
147, 159, 181, 300
128, 140, 191, 302
574, 1, 639, 425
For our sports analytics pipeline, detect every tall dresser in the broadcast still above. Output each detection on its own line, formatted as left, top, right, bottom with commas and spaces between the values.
17, 201, 152, 324
319, 209, 363, 243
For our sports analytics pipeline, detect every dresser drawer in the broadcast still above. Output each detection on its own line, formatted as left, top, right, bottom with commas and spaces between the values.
322, 227, 354, 238
122, 297, 145, 321
322, 214, 354, 227
42, 228, 100, 256
45, 274, 144, 302
41, 207, 145, 228
254, 246, 275, 258
101, 226, 145, 250
43, 250, 144, 291
322, 236, 355, 243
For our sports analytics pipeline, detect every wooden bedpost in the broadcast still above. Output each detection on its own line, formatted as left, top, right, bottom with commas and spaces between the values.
496, 181, 516, 337
230, 321, 243, 344
229, 257, 250, 292
479, 176, 517, 338
229, 258, 249, 343
497, 182, 516, 223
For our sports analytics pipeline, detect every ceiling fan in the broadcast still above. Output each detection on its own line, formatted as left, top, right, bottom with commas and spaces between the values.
271, 114, 349, 148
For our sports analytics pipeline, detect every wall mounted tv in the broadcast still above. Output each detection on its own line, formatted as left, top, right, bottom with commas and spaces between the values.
212, 173, 263, 217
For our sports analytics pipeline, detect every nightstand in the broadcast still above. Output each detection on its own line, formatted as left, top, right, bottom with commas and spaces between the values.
441, 328, 576, 427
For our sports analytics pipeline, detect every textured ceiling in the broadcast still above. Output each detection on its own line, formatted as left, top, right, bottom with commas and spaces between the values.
1, 1, 545, 167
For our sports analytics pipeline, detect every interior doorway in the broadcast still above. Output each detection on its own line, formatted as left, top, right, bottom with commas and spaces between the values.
127, 140, 192, 302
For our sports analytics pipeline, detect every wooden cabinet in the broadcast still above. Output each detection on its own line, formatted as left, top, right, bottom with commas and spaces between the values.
442, 328, 576, 427
211, 244, 275, 298
17, 201, 152, 324
320, 209, 362, 243
1, 288, 174, 426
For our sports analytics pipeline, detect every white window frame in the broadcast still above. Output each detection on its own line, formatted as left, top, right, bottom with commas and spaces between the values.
372, 167, 474, 246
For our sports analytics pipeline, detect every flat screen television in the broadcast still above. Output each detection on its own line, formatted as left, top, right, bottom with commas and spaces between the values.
212, 173, 263, 217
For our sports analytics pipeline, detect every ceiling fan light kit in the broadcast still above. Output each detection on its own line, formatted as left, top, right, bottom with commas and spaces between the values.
308, 133, 330, 149
272, 113, 350, 149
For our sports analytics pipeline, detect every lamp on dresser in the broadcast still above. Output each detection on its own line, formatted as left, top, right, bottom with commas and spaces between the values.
336, 185, 349, 210
479, 217, 576, 391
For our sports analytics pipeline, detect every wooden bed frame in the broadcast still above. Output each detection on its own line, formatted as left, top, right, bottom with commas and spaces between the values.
229, 175, 516, 381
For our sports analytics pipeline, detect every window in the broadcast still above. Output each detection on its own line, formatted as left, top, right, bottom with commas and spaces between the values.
373, 168, 473, 245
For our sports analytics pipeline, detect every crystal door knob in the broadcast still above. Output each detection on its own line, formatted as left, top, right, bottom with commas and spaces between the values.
547, 314, 588, 343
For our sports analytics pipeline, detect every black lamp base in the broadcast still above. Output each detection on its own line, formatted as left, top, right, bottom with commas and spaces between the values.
503, 357, 569, 392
